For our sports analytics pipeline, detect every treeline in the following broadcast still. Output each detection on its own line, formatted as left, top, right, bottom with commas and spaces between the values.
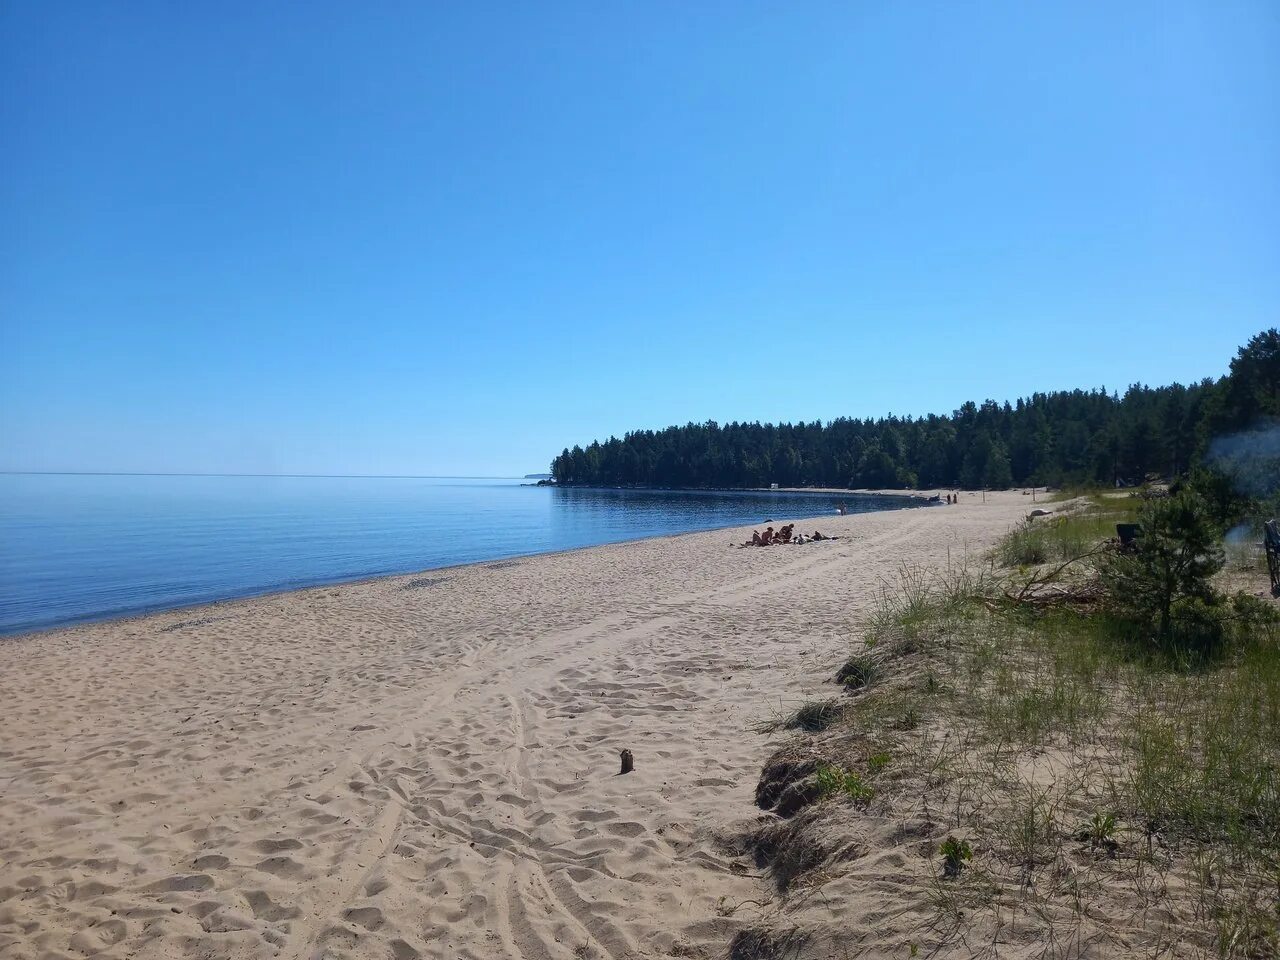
550, 329, 1280, 491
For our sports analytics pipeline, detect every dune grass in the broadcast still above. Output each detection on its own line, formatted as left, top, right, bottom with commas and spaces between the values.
813, 762, 875, 803
997, 493, 1142, 567
757, 697, 849, 733
756, 497, 1280, 957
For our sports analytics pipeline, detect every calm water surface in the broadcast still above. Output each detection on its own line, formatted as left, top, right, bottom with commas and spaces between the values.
0, 474, 926, 635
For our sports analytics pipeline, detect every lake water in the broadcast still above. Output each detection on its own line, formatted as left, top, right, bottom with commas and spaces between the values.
0, 474, 927, 635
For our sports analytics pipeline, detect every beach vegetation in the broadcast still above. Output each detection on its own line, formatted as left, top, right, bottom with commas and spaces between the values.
866, 750, 892, 774
834, 652, 880, 691
759, 698, 847, 733
939, 836, 973, 877
813, 763, 874, 804
1097, 487, 1226, 651
1081, 811, 1118, 850
748, 483, 1280, 955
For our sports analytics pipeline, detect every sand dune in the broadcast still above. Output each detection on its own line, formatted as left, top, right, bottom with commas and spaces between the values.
0, 492, 1030, 959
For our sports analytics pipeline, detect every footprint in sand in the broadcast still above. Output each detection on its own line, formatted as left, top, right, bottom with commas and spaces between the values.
145, 874, 214, 893
253, 837, 303, 854
244, 889, 301, 922
187, 900, 223, 919
254, 856, 307, 878
201, 908, 257, 933
604, 821, 646, 838
344, 905, 385, 930
390, 940, 423, 960
69, 918, 127, 952
68, 880, 118, 900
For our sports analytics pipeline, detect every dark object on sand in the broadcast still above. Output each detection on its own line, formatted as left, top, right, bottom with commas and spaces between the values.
1265, 519, 1280, 596
1116, 523, 1142, 553
619, 749, 634, 775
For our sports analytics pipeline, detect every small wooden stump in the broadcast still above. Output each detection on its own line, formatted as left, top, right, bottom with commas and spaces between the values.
619, 749, 634, 775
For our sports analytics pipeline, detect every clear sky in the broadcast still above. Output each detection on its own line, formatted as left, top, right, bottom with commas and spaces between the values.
2, 2, 1277, 476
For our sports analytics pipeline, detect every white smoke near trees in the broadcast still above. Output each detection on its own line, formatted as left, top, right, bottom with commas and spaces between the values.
1206, 420, 1280, 499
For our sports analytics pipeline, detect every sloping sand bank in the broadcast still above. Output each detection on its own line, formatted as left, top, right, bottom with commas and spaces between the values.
0, 492, 1029, 959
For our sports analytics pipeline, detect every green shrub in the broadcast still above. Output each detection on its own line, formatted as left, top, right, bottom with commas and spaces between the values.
1175, 468, 1258, 533
1166, 596, 1229, 655
867, 751, 892, 773
813, 763, 875, 803
939, 836, 973, 877
1097, 489, 1226, 653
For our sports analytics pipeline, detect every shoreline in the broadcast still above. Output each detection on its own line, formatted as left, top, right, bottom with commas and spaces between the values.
0, 494, 938, 642
0, 491, 1031, 960
540, 482, 961, 500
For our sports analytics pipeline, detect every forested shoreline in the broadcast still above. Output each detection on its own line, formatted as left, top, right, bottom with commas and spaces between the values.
550, 330, 1279, 493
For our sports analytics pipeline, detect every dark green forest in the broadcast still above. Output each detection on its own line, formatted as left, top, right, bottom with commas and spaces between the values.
550, 329, 1280, 492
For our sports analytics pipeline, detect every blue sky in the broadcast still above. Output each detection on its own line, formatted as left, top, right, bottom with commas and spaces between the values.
2, 2, 1277, 476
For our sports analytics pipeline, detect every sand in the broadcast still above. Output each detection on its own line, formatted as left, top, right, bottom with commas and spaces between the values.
0, 491, 1032, 960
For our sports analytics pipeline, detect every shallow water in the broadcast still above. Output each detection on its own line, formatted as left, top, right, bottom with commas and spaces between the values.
0, 474, 925, 634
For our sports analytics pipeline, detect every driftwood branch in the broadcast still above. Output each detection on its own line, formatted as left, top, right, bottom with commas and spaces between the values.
983, 546, 1111, 612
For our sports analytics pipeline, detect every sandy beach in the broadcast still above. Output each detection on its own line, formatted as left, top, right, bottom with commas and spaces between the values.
0, 492, 1030, 960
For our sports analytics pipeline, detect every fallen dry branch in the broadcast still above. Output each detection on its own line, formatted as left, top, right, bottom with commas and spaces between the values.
981, 581, 1107, 613
982, 545, 1111, 612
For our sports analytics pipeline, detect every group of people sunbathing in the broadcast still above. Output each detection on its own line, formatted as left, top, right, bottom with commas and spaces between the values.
740, 523, 840, 547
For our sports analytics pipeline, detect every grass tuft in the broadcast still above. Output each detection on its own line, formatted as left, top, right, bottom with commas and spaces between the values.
813, 762, 875, 803
759, 698, 848, 733
835, 652, 881, 691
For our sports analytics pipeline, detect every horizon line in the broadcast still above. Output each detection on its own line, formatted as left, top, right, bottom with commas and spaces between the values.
0, 471, 537, 480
